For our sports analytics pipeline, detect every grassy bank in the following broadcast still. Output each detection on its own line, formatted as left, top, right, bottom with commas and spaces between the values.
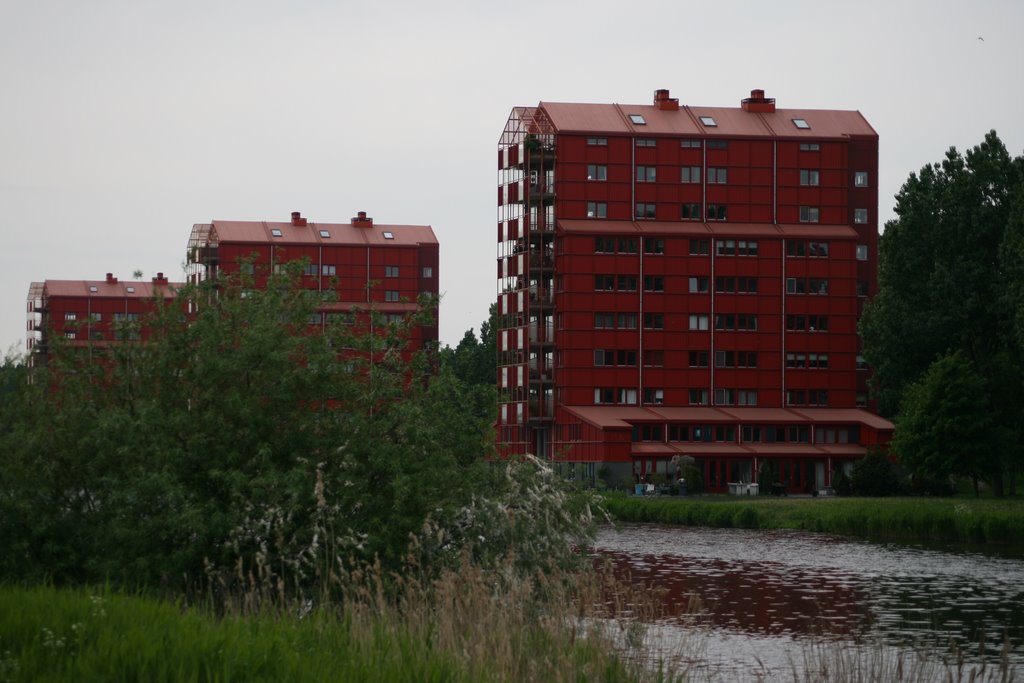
602, 495, 1024, 544
0, 577, 675, 683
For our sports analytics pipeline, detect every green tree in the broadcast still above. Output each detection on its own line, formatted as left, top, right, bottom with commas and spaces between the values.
894, 352, 1006, 496
860, 131, 1024, 494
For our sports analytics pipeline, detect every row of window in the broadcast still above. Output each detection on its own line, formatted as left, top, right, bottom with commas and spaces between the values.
632, 424, 858, 444
589, 238, 867, 260
587, 137, 730, 149
590, 313, 836, 334
259, 264, 433, 278
585, 201, 870, 224
585, 166, 867, 188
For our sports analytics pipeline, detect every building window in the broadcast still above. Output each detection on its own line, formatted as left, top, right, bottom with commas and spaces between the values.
636, 203, 656, 219
714, 313, 757, 330
587, 164, 607, 181
689, 314, 709, 331
800, 169, 820, 186
715, 276, 757, 293
636, 166, 656, 182
644, 350, 664, 366
856, 244, 868, 261
125, 286, 135, 293
618, 312, 637, 329
799, 206, 820, 223
799, 143, 820, 151
383, 231, 394, 239
644, 238, 664, 254
856, 392, 868, 407
594, 388, 615, 404
319, 230, 331, 238
682, 203, 702, 220
708, 139, 729, 150
643, 313, 664, 329
854, 208, 869, 224
587, 202, 607, 218
616, 275, 637, 291
595, 237, 615, 253
594, 349, 613, 366
618, 238, 638, 253
303, 264, 319, 277
699, 116, 717, 127
857, 281, 869, 296
707, 204, 727, 221
688, 351, 708, 367
688, 276, 709, 293
64, 312, 77, 321
689, 238, 709, 255
689, 389, 710, 405
809, 241, 829, 257
385, 290, 400, 302
422, 266, 433, 278
643, 275, 664, 292
792, 118, 810, 129
385, 266, 399, 277
643, 388, 664, 405
90, 312, 102, 322
271, 229, 283, 237
681, 166, 701, 183
619, 389, 638, 405
594, 275, 615, 291
629, 114, 646, 125
854, 171, 869, 187
681, 139, 702, 148
707, 168, 728, 184
595, 312, 614, 329
635, 138, 656, 148
587, 137, 607, 146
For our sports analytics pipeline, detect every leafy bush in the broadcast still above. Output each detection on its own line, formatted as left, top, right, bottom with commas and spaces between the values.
850, 448, 903, 496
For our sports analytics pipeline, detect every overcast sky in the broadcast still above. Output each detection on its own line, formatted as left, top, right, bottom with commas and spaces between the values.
2, 0, 1023, 356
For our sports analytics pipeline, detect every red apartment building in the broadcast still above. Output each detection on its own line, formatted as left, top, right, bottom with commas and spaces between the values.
496, 88, 893, 493
26, 272, 180, 365
186, 211, 439, 360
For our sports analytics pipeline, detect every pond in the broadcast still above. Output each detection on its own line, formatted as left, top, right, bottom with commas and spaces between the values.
594, 524, 1024, 679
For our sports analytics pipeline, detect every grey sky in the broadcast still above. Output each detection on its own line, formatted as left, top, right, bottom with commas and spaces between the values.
2, 0, 1022, 356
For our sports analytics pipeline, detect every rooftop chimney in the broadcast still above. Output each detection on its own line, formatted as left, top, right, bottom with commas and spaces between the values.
291, 211, 308, 227
741, 88, 776, 113
152, 272, 168, 285
351, 211, 373, 228
106, 273, 117, 284
653, 88, 679, 111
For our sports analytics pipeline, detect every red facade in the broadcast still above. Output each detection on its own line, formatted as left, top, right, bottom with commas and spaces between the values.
186, 211, 440, 362
496, 89, 892, 492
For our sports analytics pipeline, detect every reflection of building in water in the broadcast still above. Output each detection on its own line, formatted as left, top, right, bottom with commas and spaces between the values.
495, 88, 892, 492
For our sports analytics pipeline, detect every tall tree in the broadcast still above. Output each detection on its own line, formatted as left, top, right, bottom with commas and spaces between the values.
860, 131, 1024, 493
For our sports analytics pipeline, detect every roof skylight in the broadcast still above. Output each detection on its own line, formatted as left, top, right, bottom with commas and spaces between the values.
271, 228, 283, 237
382, 231, 394, 240
319, 230, 330, 238
629, 114, 646, 125
699, 116, 717, 127
792, 118, 810, 129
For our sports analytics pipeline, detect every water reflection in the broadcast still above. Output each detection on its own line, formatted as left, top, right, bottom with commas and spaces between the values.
594, 525, 1024, 664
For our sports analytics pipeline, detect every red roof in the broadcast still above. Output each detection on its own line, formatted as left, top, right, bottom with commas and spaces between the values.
43, 280, 180, 299
208, 220, 437, 247
537, 100, 876, 140
563, 405, 892, 433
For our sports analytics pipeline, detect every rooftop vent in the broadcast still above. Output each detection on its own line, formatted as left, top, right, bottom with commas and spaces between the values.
291, 211, 308, 227
741, 88, 776, 113
653, 88, 679, 111
351, 211, 373, 228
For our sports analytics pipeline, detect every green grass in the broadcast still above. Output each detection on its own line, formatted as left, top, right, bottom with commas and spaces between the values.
602, 495, 1024, 544
0, 581, 673, 683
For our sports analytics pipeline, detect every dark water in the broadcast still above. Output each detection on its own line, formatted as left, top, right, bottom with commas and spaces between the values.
594, 524, 1024, 676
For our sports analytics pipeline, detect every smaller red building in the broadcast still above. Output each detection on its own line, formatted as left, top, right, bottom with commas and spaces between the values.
185, 211, 440, 361
26, 272, 180, 365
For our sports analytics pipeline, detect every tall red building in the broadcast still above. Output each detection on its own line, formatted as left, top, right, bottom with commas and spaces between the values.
186, 211, 440, 360
26, 272, 180, 365
496, 88, 893, 492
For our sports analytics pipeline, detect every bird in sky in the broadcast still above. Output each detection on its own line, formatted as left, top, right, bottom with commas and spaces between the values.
977, 36, 985, 41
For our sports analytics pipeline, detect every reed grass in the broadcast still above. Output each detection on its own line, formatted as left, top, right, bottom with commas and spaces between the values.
0, 561, 686, 683
602, 495, 1024, 544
